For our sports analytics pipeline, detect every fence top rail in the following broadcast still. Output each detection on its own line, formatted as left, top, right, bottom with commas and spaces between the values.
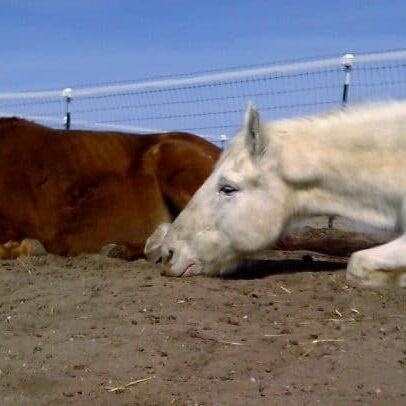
1, 49, 406, 101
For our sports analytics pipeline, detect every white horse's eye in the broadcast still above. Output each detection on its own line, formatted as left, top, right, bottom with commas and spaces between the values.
219, 184, 239, 196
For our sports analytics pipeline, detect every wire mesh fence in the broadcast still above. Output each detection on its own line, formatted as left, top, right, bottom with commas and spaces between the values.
0, 49, 406, 147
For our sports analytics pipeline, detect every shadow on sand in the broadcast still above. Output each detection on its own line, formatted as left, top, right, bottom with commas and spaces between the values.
224, 257, 346, 280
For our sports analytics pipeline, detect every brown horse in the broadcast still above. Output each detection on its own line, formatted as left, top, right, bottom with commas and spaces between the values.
0, 117, 220, 259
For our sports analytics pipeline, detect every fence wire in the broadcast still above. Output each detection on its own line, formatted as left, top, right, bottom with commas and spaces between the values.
0, 49, 406, 146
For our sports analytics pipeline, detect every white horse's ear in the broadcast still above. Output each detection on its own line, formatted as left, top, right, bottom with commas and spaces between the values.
243, 102, 266, 159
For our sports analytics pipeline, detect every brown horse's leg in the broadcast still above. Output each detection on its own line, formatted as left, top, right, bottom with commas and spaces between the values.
0, 239, 47, 259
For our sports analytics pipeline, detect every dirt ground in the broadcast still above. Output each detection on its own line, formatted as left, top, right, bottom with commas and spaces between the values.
0, 223, 405, 405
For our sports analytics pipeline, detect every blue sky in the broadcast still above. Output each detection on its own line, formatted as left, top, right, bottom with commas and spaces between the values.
1, 0, 405, 92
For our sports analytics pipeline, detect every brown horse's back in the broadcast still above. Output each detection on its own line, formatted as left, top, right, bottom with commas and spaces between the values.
0, 117, 220, 257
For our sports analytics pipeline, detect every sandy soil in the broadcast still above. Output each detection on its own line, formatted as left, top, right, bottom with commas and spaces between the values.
0, 225, 405, 405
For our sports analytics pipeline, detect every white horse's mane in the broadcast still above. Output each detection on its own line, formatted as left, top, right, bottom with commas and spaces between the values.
263, 100, 406, 151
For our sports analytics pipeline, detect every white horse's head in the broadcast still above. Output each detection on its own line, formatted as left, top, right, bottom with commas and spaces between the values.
147, 104, 295, 276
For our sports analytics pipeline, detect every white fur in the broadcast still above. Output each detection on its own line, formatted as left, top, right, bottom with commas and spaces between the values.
146, 102, 406, 287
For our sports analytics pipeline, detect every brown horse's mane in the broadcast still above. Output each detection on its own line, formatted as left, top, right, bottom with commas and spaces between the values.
0, 116, 47, 129
0, 116, 216, 149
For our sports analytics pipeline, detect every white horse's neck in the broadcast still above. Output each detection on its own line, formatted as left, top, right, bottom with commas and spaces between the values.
296, 187, 400, 231
267, 103, 406, 232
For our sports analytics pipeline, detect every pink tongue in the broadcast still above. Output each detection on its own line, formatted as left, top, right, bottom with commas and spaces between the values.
182, 264, 194, 277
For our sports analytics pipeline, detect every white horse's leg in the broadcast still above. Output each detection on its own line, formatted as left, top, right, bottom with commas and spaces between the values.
347, 235, 406, 288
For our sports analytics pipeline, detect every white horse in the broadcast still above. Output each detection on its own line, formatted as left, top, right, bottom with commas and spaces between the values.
145, 101, 406, 288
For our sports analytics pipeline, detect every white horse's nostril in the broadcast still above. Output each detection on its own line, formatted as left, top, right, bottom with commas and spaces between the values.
167, 249, 174, 261
161, 246, 174, 265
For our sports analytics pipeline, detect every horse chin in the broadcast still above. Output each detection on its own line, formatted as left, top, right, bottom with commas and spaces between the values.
191, 257, 238, 277
162, 260, 201, 277
217, 258, 243, 276
160, 246, 242, 277
162, 259, 233, 277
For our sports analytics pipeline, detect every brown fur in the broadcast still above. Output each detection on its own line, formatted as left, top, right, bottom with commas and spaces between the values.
0, 117, 220, 259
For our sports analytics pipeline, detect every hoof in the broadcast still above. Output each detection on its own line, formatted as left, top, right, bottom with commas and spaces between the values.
21, 239, 47, 256
347, 254, 406, 288
0, 239, 46, 259
100, 243, 124, 259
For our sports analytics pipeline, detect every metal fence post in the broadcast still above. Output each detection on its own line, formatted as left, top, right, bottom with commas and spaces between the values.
62, 87, 72, 130
341, 53, 354, 107
220, 134, 228, 150
328, 53, 354, 229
